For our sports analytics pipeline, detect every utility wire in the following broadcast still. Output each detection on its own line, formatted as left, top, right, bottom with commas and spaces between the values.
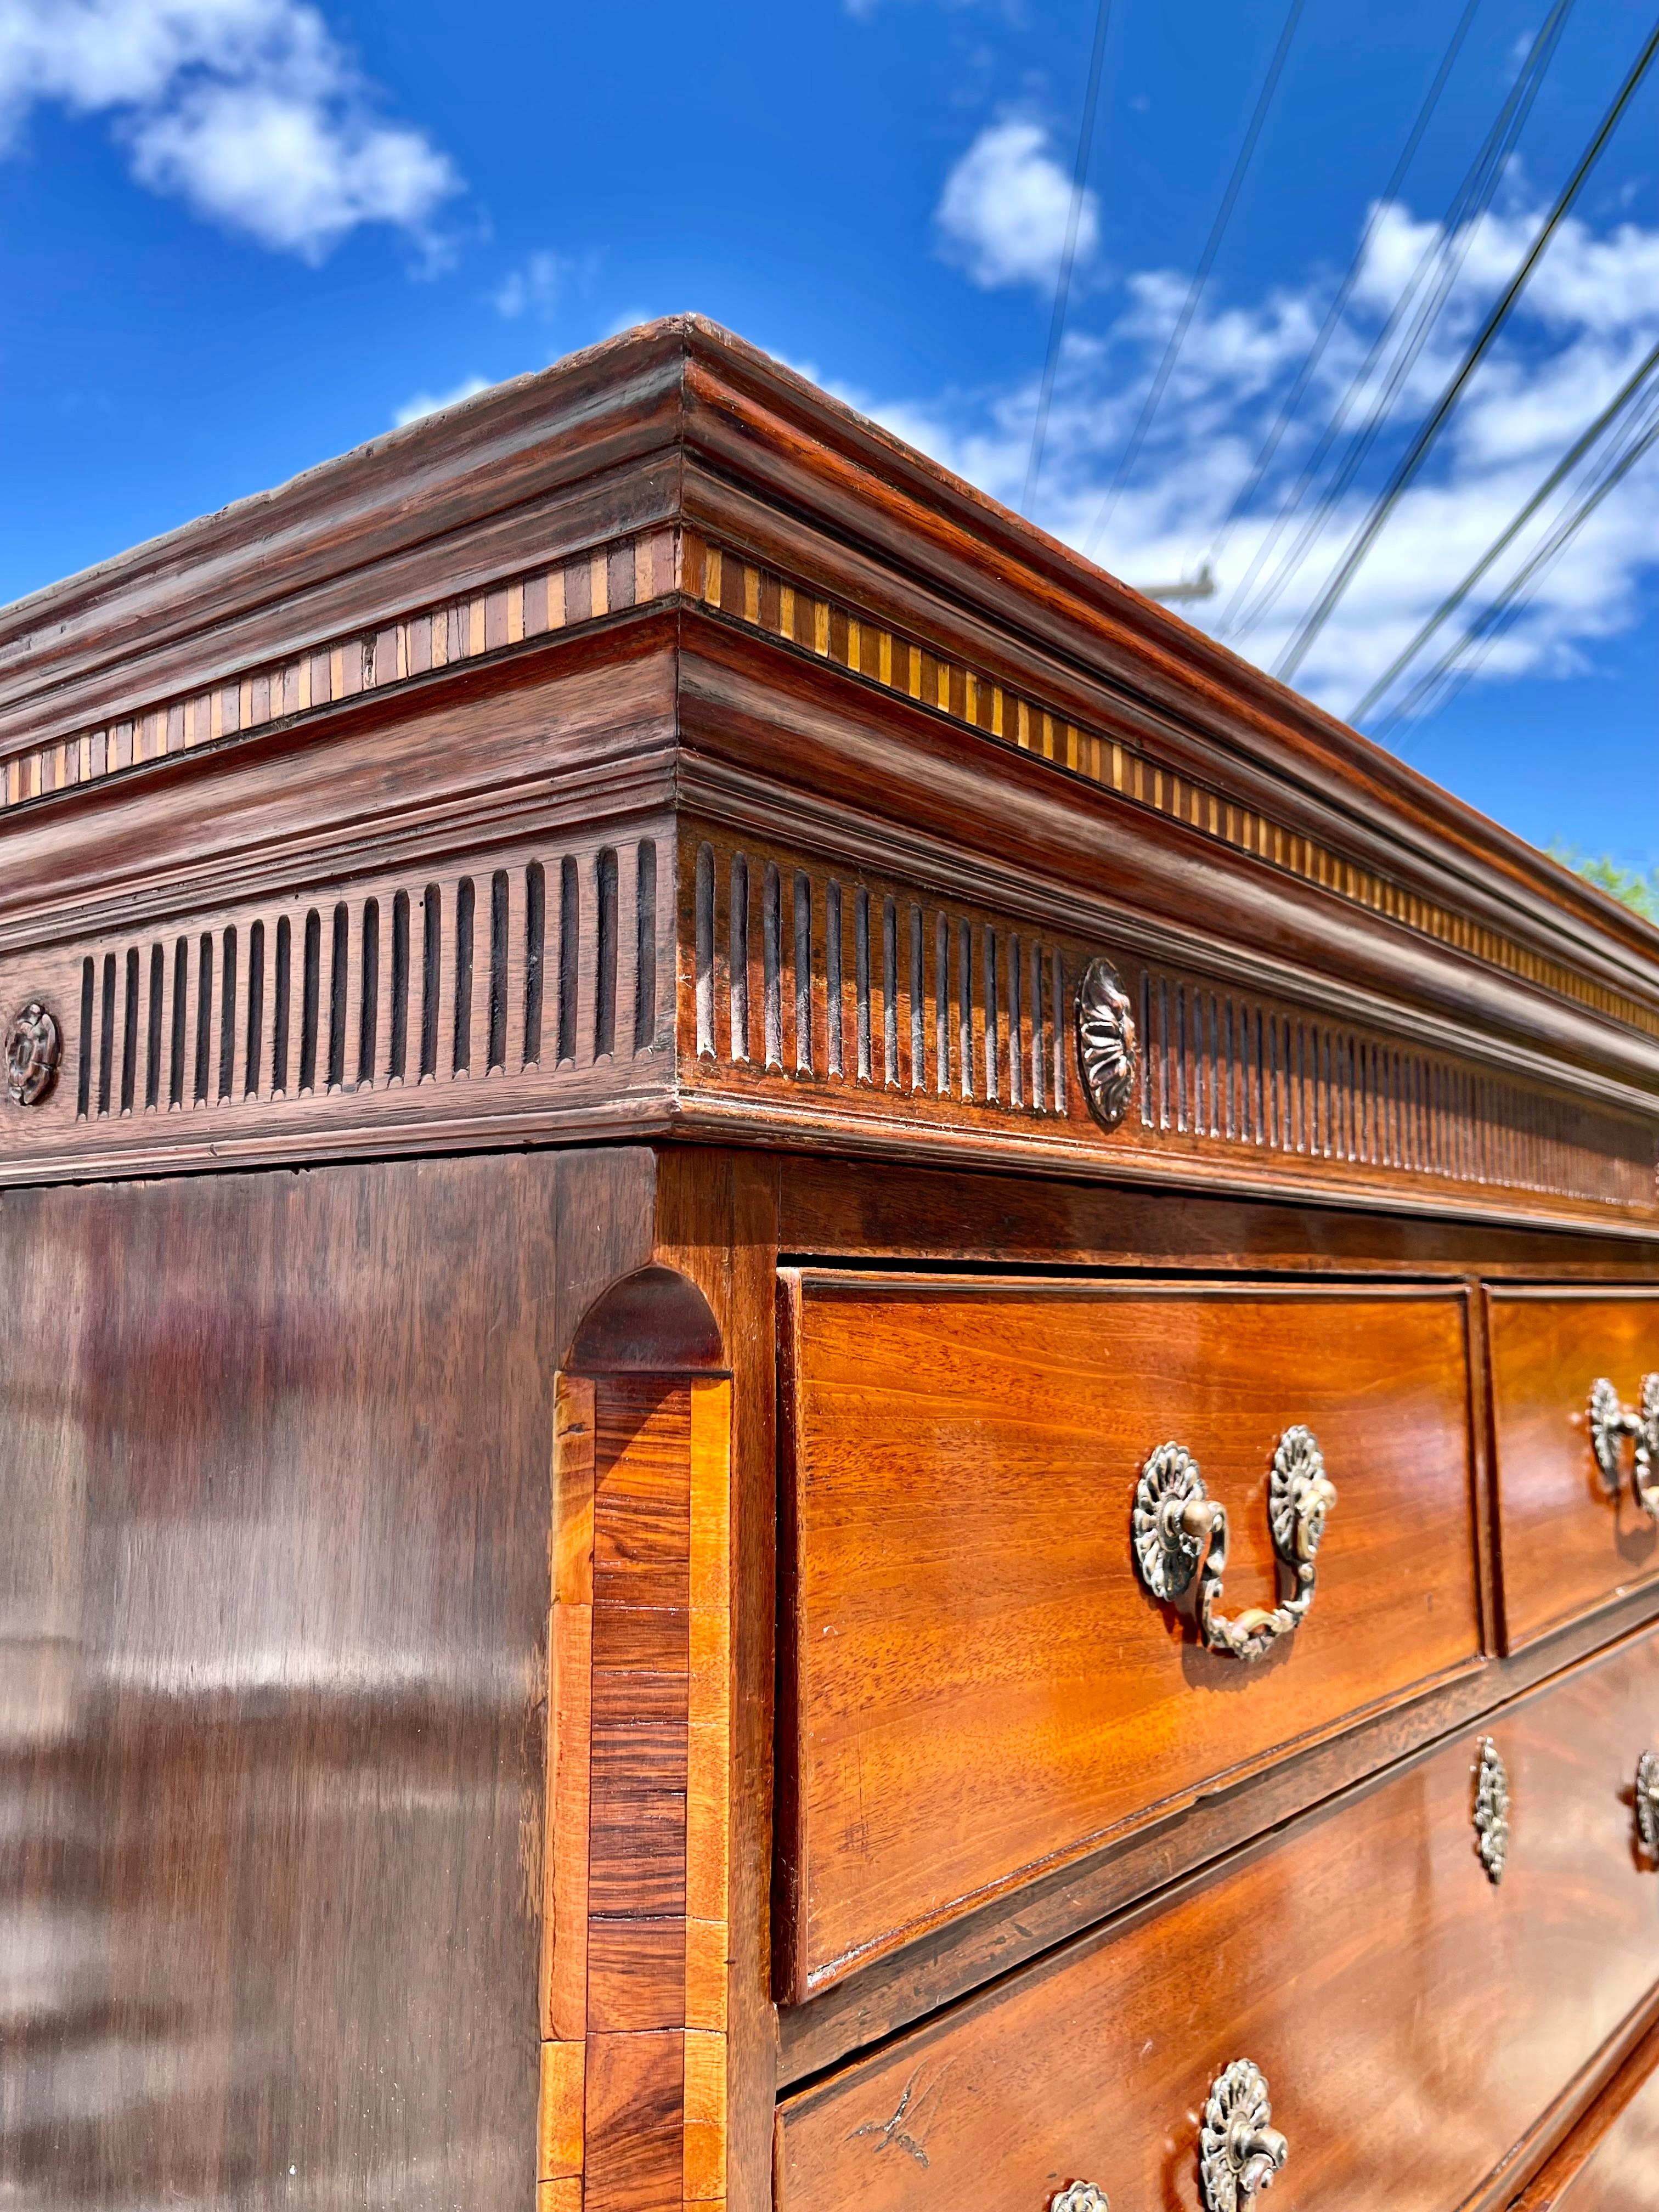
1274, 12, 1659, 685
1022, 0, 1116, 515
1084, 0, 1306, 554
1201, 0, 1484, 582
1382, 394, 1659, 749
1221, 0, 1574, 640
1348, 335, 1659, 724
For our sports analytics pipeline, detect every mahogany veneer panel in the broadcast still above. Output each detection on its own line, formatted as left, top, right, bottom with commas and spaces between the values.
779, 1273, 1481, 1994
1513, 2023, 1659, 2208
1549, 2074, 1659, 2209
0, 1154, 588, 2207
777, 1626, 1659, 2212
1489, 1290, 1659, 1651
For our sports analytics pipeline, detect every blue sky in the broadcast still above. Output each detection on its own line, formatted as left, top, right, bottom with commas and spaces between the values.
2, 0, 1655, 871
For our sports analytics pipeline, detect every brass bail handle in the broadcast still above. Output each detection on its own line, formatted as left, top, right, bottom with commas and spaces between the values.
1046, 2061, 1289, 2212
1132, 1427, 1338, 1663
1589, 1375, 1659, 1516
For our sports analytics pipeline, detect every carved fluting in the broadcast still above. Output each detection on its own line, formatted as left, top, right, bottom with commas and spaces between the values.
1199, 2060, 1288, 2211
678, 835, 1656, 1223
688, 837, 1071, 1117
5, 1001, 61, 1106
1136, 964, 1657, 1210
1474, 1738, 1510, 1885
1075, 955, 1138, 1131
58, 836, 668, 1132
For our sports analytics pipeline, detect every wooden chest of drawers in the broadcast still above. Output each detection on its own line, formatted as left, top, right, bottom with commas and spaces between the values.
3, 319, 1659, 2211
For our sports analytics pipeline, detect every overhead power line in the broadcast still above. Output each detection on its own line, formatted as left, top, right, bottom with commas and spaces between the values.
1022, 0, 1116, 516
1220, 0, 1575, 641
1381, 391, 1659, 749
1273, 12, 1659, 686
1348, 336, 1659, 725
1084, 0, 1307, 554
1201, 0, 1485, 583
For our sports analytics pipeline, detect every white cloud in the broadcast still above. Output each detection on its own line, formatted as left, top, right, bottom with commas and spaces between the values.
0, 0, 459, 260
393, 374, 491, 428
936, 118, 1096, 291
493, 249, 567, 321
860, 186, 1659, 725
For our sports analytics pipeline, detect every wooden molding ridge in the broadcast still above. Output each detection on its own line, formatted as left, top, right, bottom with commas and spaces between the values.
0, 526, 679, 812
681, 531, 1659, 1047
2, 319, 1657, 1228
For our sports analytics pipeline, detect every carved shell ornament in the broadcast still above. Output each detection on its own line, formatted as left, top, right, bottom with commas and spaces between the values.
1075, 955, 1138, 1130
5, 1000, 60, 1107
1049, 2187, 1111, 2212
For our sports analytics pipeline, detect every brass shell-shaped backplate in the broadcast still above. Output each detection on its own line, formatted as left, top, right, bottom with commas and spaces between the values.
1133, 1441, 1207, 1601
1474, 1737, 1509, 1884
1199, 2059, 1286, 2212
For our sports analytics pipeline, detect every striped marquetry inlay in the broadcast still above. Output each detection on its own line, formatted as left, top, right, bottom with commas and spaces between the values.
8, 512, 1656, 1054
682, 531, 1659, 1047
1, 527, 678, 809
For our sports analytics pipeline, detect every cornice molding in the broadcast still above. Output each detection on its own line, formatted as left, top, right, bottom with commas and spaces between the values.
679, 531, 1659, 1046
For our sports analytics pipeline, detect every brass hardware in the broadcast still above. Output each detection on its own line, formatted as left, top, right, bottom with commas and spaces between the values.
1200, 2059, 1288, 2211
1637, 1751, 1659, 1861
4, 1001, 60, 1107
1132, 1427, 1337, 1663
1050, 2188, 1110, 2212
1076, 956, 1138, 1131
1474, 1737, 1509, 1884
1589, 1376, 1659, 1516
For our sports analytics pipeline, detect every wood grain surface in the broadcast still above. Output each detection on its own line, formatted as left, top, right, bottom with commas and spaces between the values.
775, 1156, 1659, 1282
1513, 2015, 1659, 2208
776, 1625, 1659, 2212
778, 1273, 1481, 1995
1488, 1290, 1659, 1650
0, 1148, 656, 2210
675, 817, 1657, 1228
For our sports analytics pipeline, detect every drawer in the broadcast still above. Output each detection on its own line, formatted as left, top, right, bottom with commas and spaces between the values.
777, 1627, 1659, 2212
1488, 1290, 1659, 1651
1515, 2029, 1659, 2208
778, 1274, 1481, 1995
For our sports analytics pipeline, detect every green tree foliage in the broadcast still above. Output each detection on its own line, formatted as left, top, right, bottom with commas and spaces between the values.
1549, 843, 1659, 922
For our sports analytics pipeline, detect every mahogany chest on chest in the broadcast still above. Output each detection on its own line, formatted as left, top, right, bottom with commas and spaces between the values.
3, 318, 1658, 2212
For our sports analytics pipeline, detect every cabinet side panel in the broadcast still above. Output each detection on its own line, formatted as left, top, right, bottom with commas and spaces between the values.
0, 1152, 638, 2209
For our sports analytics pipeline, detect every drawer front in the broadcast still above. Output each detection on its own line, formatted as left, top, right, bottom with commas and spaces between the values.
777, 1628, 1659, 2212
780, 1275, 1481, 1994
1527, 2054, 1659, 2209
1488, 1291, 1659, 1651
